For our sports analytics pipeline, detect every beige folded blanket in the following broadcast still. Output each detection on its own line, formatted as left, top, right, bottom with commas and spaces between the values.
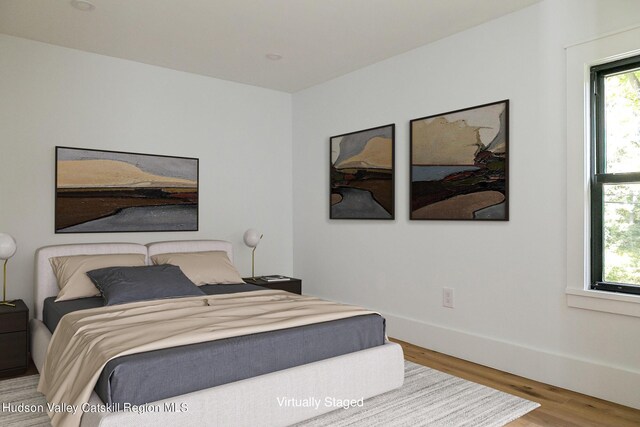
37, 289, 377, 427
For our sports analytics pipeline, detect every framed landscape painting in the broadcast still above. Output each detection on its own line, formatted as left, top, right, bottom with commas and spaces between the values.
410, 100, 509, 220
330, 124, 395, 219
55, 147, 198, 233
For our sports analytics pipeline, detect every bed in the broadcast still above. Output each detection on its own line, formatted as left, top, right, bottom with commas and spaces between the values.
31, 240, 405, 427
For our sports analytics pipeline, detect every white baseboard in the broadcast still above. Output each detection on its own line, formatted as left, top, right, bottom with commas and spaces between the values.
383, 312, 640, 410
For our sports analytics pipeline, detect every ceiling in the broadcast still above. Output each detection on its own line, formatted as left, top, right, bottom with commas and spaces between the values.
0, 0, 540, 92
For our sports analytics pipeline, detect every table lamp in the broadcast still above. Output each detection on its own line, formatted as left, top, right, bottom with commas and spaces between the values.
0, 233, 17, 307
243, 229, 263, 279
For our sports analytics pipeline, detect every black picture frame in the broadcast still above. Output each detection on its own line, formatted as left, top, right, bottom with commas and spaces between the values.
410, 100, 509, 221
330, 124, 395, 220
55, 146, 199, 233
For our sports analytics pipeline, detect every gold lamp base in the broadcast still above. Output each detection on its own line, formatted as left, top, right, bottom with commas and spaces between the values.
251, 246, 257, 280
2, 259, 14, 307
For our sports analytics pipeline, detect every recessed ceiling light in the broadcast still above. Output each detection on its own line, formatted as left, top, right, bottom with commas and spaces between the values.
265, 53, 283, 61
70, 0, 95, 11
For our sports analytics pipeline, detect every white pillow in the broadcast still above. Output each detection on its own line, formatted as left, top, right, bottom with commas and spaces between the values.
151, 251, 244, 286
50, 253, 146, 301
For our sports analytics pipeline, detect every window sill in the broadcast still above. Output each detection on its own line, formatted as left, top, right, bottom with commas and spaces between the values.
566, 288, 640, 318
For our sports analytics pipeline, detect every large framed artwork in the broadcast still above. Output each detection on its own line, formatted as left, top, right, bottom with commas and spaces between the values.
55, 146, 199, 233
330, 124, 395, 220
410, 100, 509, 221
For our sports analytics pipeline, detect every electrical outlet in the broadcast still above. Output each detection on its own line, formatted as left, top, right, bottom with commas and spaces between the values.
443, 287, 454, 308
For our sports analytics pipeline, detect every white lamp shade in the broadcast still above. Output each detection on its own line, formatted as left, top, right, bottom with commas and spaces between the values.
243, 229, 262, 248
0, 234, 17, 260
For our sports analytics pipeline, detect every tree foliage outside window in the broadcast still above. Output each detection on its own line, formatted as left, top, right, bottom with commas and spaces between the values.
592, 58, 640, 291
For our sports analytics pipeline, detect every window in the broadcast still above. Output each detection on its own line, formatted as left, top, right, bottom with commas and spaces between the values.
566, 28, 640, 316
590, 55, 640, 295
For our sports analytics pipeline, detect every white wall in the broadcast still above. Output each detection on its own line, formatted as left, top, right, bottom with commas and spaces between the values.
292, 0, 640, 409
0, 35, 293, 314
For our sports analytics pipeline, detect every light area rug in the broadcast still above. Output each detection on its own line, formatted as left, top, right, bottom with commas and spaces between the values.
296, 361, 540, 426
0, 361, 539, 427
0, 374, 49, 427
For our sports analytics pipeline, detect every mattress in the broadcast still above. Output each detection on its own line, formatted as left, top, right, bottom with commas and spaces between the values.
42, 284, 385, 406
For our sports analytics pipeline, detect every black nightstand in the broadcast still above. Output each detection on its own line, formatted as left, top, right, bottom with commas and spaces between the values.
0, 299, 28, 377
243, 277, 302, 295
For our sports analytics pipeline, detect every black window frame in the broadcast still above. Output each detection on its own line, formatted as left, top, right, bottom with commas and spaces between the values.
590, 55, 640, 296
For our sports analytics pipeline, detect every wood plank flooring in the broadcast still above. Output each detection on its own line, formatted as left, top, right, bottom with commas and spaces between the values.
390, 338, 640, 427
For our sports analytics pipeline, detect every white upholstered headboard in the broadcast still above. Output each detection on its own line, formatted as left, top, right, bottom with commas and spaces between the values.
34, 240, 233, 321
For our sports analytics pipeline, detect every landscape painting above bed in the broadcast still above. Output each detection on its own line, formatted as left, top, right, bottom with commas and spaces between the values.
330, 124, 395, 219
410, 100, 509, 220
55, 147, 198, 233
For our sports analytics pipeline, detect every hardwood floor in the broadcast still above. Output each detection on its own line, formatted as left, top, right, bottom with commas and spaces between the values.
391, 338, 640, 427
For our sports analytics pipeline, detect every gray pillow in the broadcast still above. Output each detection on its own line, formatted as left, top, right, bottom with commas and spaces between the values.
86, 265, 205, 306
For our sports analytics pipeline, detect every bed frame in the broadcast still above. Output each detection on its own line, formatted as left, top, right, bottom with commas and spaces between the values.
31, 240, 405, 427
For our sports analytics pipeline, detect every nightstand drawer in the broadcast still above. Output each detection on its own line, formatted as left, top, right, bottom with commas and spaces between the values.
267, 281, 301, 294
0, 311, 27, 334
0, 331, 28, 371
243, 277, 302, 295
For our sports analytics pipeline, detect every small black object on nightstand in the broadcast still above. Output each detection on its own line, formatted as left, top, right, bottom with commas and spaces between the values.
0, 299, 28, 377
243, 276, 302, 295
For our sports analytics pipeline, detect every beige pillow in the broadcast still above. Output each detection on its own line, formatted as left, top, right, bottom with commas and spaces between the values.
151, 251, 244, 286
50, 253, 146, 302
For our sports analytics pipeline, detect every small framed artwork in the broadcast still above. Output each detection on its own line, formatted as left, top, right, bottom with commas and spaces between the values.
330, 124, 395, 219
410, 100, 509, 220
55, 146, 199, 233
